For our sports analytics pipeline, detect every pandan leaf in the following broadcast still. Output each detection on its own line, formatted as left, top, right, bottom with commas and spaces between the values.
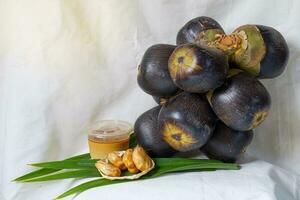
150, 163, 239, 177
55, 178, 127, 199
29, 158, 222, 170
30, 158, 237, 171
13, 168, 60, 182
56, 159, 239, 199
22, 169, 100, 182
14, 153, 90, 182
15, 133, 138, 182
30, 160, 96, 169
65, 153, 90, 160
154, 158, 223, 166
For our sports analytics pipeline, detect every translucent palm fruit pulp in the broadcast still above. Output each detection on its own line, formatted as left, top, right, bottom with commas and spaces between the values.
135, 16, 289, 163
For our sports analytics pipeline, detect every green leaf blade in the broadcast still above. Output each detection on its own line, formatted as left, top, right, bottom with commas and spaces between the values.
13, 168, 60, 182
150, 163, 239, 177
15, 133, 137, 182
55, 158, 239, 199
23, 169, 100, 182
29, 158, 239, 171
154, 158, 222, 166
56, 178, 129, 199
14, 153, 91, 182
30, 160, 96, 170
65, 153, 90, 161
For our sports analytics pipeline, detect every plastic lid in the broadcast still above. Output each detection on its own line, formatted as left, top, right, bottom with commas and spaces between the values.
88, 120, 133, 141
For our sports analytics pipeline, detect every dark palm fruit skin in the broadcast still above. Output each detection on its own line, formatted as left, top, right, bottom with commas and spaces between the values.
176, 16, 224, 45
158, 92, 216, 152
201, 121, 254, 163
137, 44, 179, 97
256, 25, 289, 78
211, 72, 271, 131
134, 106, 177, 157
168, 44, 228, 93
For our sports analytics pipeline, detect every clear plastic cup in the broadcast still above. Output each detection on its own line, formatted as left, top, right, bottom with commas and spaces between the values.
88, 120, 133, 159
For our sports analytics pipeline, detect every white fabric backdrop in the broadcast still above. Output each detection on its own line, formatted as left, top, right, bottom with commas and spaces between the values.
0, 0, 300, 199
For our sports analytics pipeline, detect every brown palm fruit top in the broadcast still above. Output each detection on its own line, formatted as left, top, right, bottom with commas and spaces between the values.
168, 44, 228, 93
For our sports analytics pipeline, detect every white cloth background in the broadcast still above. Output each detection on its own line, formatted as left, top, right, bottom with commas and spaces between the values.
0, 0, 300, 199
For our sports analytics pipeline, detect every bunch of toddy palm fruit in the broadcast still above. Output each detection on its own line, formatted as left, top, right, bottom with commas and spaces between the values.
135, 16, 289, 163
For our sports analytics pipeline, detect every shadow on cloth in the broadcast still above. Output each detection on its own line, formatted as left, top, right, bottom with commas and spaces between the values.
269, 167, 300, 200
